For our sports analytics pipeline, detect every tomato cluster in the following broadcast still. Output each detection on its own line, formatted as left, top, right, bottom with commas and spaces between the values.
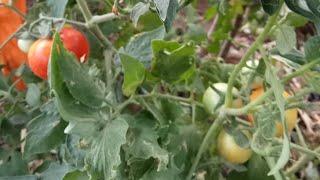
249, 87, 298, 137
203, 77, 298, 164
23, 26, 90, 80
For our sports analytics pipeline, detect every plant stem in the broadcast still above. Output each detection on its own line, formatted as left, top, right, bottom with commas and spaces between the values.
76, 0, 116, 50
104, 50, 113, 92
0, 3, 26, 19
273, 139, 320, 158
265, 157, 284, 180
0, 22, 27, 50
282, 59, 320, 83
186, 113, 225, 180
223, 59, 320, 116
137, 93, 203, 108
89, 13, 119, 25
285, 146, 320, 175
224, 9, 281, 107
295, 124, 308, 148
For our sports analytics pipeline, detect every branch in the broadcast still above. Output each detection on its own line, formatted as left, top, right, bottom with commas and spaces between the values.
186, 113, 225, 180
224, 9, 281, 107
285, 146, 320, 175
76, 0, 116, 50
0, 3, 26, 19
0, 22, 27, 50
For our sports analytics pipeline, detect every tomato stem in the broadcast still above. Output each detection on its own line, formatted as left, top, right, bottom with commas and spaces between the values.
76, 0, 116, 51
224, 7, 281, 107
285, 146, 320, 175
186, 113, 225, 180
265, 157, 284, 180
223, 59, 320, 116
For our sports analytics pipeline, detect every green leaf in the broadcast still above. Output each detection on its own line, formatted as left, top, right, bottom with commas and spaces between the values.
284, 0, 316, 21
50, 33, 102, 124
50, 33, 105, 108
153, 0, 170, 21
271, 48, 306, 66
0, 71, 9, 91
25, 83, 41, 107
125, 115, 169, 171
151, 40, 195, 83
63, 170, 90, 180
261, 0, 280, 15
119, 26, 165, 66
247, 154, 274, 180
255, 105, 277, 140
89, 117, 128, 179
47, 0, 68, 18
163, 0, 179, 31
285, 12, 308, 27
141, 167, 181, 180
231, 129, 250, 149
0, 175, 38, 180
59, 135, 86, 168
275, 24, 296, 55
131, 2, 150, 27
40, 163, 74, 180
120, 54, 146, 96
264, 61, 290, 175
0, 152, 28, 176
251, 129, 271, 156
24, 105, 66, 158
304, 35, 320, 62
306, 0, 320, 18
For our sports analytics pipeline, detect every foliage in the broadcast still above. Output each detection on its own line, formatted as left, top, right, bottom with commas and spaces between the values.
0, 0, 320, 180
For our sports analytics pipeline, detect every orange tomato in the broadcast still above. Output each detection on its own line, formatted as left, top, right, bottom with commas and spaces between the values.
248, 87, 298, 137
0, 0, 27, 71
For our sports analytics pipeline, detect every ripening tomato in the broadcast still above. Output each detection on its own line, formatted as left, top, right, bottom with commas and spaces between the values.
28, 39, 53, 79
248, 87, 298, 137
203, 83, 242, 114
217, 129, 252, 164
28, 27, 90, 79
59, 26, 90, 61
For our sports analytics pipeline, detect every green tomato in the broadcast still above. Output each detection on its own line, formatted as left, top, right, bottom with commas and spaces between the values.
241, 60, 264, 89
202, 83, 240, 114
17, 39, 34, 53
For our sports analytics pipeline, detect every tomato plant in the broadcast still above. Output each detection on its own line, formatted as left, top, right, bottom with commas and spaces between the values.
0, 0, 320, 180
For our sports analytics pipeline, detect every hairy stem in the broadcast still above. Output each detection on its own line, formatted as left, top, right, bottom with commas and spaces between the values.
76, 0, 115, 50
223, 59, 320, 116
265, 157, 284, 180
285, 146, 320, 175
224, 9, 281, 107
186, 114, 225, 180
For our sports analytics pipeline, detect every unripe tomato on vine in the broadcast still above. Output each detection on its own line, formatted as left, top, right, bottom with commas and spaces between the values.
248, 87, 298, 137
203, 83, 242, 114
241, 60, 264, 90
27, 26, 90, 79
216, 129, 252, 164
17, 38, 35, 53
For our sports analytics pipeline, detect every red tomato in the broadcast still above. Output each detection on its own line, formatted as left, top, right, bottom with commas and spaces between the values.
60, 27, 90, 61
28, 39, 53, 80
27, 27, 90, 79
